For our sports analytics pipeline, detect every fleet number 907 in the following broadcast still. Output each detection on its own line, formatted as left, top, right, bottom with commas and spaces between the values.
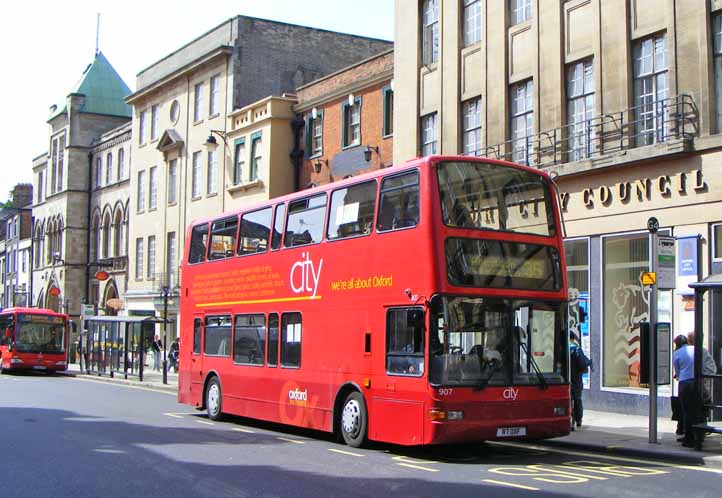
437, 388, 454, 396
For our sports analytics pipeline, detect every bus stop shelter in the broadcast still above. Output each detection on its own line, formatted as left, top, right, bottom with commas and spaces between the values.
80, 315, 164, 382
689, 275, 722, 435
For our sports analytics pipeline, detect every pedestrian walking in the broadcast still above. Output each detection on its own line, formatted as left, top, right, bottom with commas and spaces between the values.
569, 332, 590, 429
152, 334, 162, 372
671, 334, 687, 436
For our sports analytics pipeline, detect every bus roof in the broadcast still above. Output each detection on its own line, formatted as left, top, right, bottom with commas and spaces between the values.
0, 307, 69, 319
188, 155, 553, 228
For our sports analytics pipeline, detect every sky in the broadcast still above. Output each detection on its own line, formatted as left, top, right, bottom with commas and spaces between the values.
0, 0, 395, 202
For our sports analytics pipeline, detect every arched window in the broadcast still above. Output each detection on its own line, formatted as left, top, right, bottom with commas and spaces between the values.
95, 157, 102, 188
113, 208, 123, 257
102, 212, 111, 259
45, 222, 53, 264
56, 218, 63, 260
118, 148, 125, 180
90, 214, 100, 262
106, 152, 113, 185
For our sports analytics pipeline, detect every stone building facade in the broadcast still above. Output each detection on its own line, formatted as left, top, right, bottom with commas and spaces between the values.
394, 0, 722, 415
0, 184, 33, 308
123, 16, 392, 341
295, 50, 395, 187
31, 51, 132, 319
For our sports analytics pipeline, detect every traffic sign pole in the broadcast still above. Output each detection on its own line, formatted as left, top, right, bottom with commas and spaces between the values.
647, 217, 658, 444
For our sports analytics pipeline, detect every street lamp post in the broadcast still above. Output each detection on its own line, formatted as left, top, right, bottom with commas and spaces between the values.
161, 285, 169, 385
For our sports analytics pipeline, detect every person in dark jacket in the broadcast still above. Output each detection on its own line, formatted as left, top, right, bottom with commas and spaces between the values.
569, 332, 590, 429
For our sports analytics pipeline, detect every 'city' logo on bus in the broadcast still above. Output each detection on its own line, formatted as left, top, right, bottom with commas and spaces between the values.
503, 388, 519, 401
288, 388, 308, 405
290, 252, 323, 299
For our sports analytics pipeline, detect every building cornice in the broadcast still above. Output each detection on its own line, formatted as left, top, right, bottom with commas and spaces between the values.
294, 69, 393, 113
126, 46, 233, 104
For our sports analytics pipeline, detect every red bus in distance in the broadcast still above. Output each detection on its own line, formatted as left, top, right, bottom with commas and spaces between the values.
178, 155, 570, 447
0, 308, 69, 373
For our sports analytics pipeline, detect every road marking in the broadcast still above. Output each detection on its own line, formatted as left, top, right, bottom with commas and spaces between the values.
491, 441, 722, 475
164, 413, 184, 419
482, 479, 539, 491
196, 420, 214, 426
392, 455, 440, 464
232, 428, 255, 434
328, 448, 364, 457
396, 462, 440, 472
277, 437, 305, 444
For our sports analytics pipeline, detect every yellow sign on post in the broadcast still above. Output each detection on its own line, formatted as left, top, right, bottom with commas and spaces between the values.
641, 272, 657, 285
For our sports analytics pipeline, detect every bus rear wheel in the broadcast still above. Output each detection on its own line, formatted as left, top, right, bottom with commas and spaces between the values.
206, 377, 224, 421
340, 391, 367, 448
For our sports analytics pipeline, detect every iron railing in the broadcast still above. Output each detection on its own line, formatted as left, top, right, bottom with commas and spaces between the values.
473, 94, 698, 168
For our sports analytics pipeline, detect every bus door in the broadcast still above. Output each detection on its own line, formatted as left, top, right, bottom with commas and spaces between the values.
374, 307, 426, 445
190, 316, 205, 403
0, 313, 15, 365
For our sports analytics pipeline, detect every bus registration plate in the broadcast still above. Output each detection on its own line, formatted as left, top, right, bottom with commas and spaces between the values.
496, 426, 526, 437
32, 365, 47, 370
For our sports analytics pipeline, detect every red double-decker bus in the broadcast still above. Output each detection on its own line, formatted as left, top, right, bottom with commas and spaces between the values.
0, 308, 69, 373
178, 155, 570, 447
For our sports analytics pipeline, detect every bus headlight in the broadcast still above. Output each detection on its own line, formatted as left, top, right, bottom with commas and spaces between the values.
10, 358, 24, 364
447, 410, 464, 421
55, 361, 66, 366
553, 406, 566, 416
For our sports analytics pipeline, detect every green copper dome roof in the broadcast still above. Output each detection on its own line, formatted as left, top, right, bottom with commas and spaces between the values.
50, 51, 132, 121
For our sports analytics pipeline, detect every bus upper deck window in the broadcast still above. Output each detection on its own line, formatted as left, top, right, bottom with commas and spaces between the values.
209, 217, 239, 260
377, 171, 419, 232
189, 224, 209, 264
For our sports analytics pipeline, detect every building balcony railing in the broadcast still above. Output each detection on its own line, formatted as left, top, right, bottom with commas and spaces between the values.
474, 94, 698, 169
152, 271, 180, 293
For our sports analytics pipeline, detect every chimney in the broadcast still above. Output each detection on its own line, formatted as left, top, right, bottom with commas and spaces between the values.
12, 183, 33, 208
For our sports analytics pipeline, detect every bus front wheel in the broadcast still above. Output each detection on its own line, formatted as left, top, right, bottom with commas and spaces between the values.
341, 391, 367, 448
206, 377, 224, 421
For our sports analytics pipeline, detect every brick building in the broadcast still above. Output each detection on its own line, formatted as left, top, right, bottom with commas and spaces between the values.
1, 184, 34, 308
295, 50, 394, 187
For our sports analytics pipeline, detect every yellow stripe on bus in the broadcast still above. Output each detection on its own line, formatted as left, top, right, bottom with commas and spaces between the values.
196, 295, 322, 308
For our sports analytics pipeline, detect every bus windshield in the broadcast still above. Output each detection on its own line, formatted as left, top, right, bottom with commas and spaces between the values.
15, 314, 66, 354
429, 295, 567, 387
437, 160, 556, 237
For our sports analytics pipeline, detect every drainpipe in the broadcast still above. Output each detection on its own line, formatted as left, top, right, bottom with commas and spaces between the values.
290, 115, 305, 191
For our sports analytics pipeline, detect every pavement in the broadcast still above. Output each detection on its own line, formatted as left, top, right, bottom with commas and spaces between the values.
60, 363, 722, 467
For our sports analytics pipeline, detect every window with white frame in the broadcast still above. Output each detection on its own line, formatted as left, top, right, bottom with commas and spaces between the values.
135, 237, 144, 279
105, 152, 113, 185
633, 33, 668, 145
149, 166, 158, 209
713, 223, 722, 260
511, 79, 534, 165
233, 140, 245, 185
168, 159, 177, 204
192, 151, 202, 198
118, 148, 125, 180
383, 87, 394, 137
422, 0, 439, 65
210, 74, 220, 116
194, 83, 204, 122
462, 97, 482, 156
343, 98, 361, 148
567, 59, 595, 161
147, 235, 156, 279
510, 0, 531, 26
95, 157, 102, 188
421, 113, 438, 156
151, 105, 159, 141
167, 231, 177, 287
250, 136, 262, 182
139, 110, 147, 145
37, 171, 44, 203
713, 15, 722, 132
311, 114, 323, 156
137, 170, 146, 211
207, 150, 218, 194
463, 0, 482, 47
